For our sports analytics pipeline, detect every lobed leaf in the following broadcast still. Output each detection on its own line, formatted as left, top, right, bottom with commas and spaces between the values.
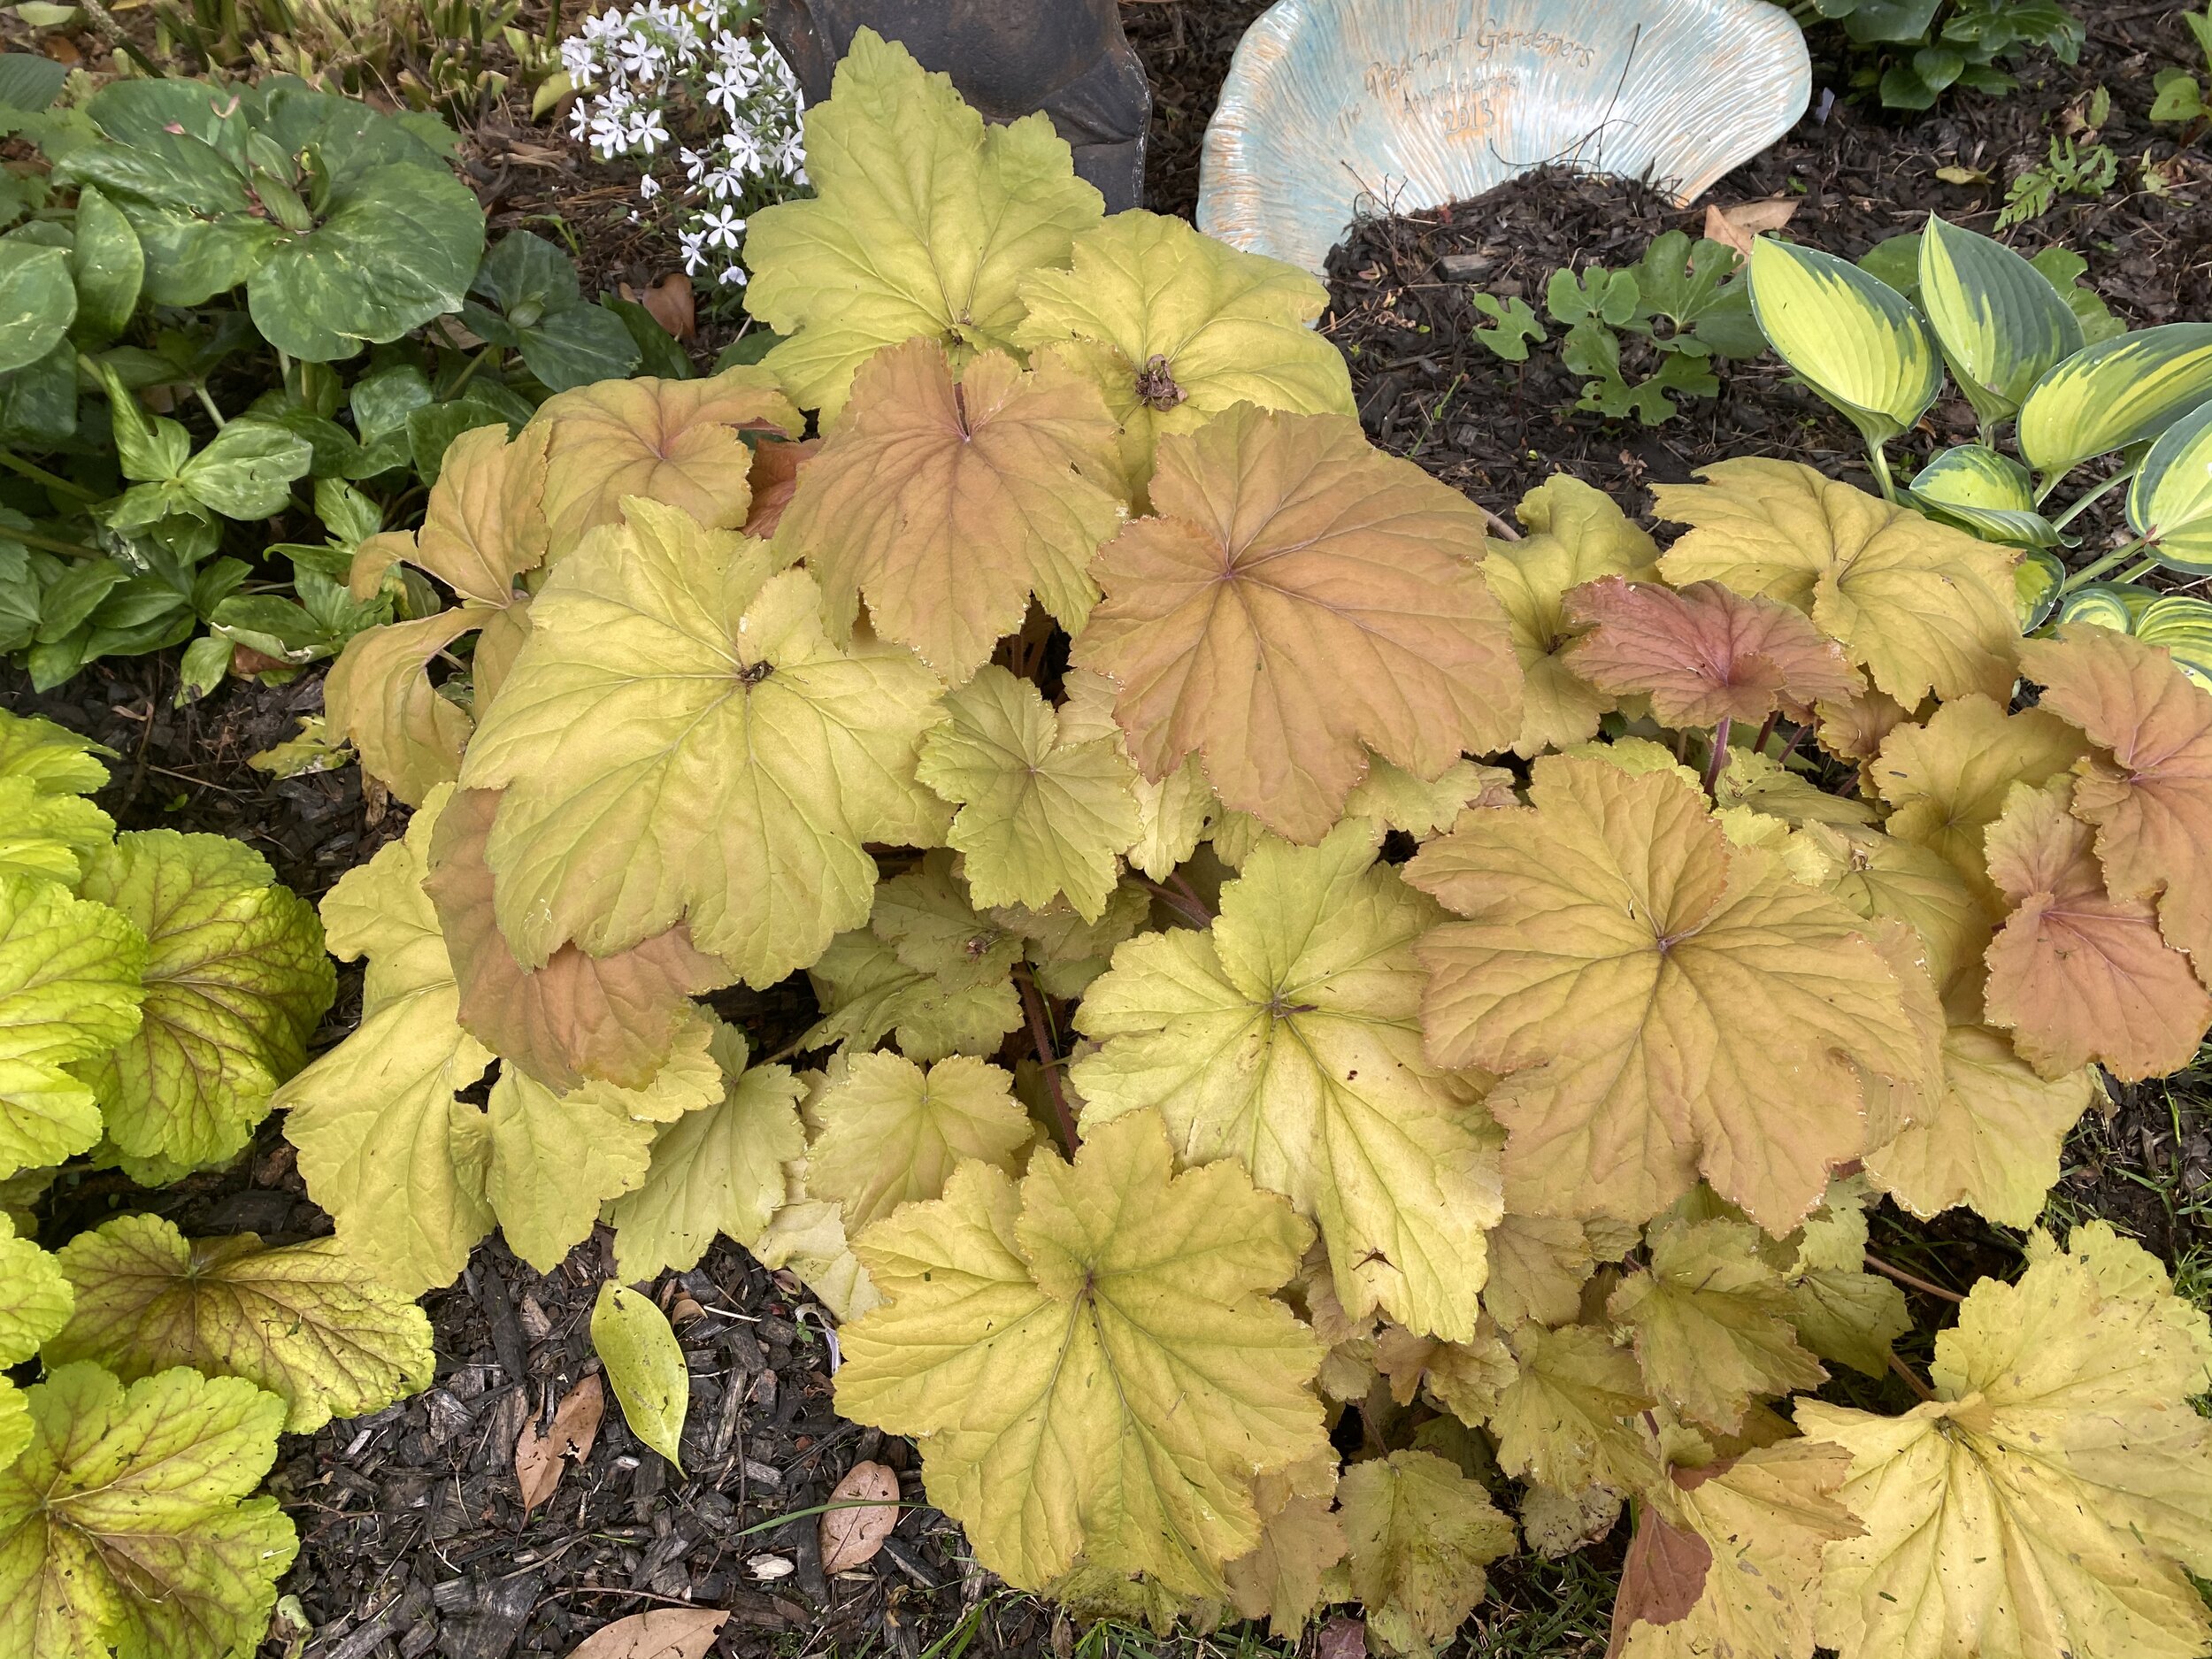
0, 873, 145, 1180
1338, 1450, 1516, 1659
804, 1052, 1032, 1233
45, 1213, 433, 1432
1870, 693, 2087, 897
1074, 823, 1503, 1340
1072, 404, 1520, 842
835, 1110, 1325, 1595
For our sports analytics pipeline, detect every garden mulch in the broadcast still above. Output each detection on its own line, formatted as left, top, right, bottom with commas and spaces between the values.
6, 4, 2212, 1658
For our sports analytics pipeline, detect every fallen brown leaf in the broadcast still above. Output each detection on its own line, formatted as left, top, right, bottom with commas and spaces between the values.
643, 273, 696, 341
819, 1460, 900, 1573
564, 1607, 728, 1659
1702, 198, 1800, 260
516, 1372, 604, 1512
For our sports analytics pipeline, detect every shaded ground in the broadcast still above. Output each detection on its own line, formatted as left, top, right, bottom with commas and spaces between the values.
5, 5, 2211, 1659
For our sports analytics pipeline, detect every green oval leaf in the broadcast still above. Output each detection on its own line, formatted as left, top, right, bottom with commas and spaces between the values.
1748, 237, 1943, 448
2016, 322, 2212, 480
0, 241, 75, 377
1916, 215, 2080, 428
2132, 594, 2212, 691
2129, 396, 2212, 575
590, 1282, 687, 1472
69, 186, 145, 347
1908, 443, 2060, 547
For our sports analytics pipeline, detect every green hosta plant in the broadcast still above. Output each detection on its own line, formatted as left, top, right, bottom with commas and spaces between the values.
288, 35, 2212, 1659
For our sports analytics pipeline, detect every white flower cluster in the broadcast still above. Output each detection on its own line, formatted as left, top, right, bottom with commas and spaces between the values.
559, 0, 806, 292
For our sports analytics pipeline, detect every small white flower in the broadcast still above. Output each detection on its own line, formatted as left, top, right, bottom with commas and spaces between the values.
718, 263, 748, 287
700, 204, 747, 249
639, 173, 661, 199
679, 228, 710, 274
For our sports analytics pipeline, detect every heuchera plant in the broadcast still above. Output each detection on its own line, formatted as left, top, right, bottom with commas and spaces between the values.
295, 31, 2212, 1659
0, 708, 434, 1659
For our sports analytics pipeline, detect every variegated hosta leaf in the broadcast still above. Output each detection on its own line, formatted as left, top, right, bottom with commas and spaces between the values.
1747, 237, 1942, 447
1916, 215, 2081, 428
2016, 320, 2212, 482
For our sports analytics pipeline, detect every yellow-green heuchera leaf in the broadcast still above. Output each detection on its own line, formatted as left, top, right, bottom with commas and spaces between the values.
0, 872, 145, 1180
0, 708, 111, 796
742, 28, 1102, 419
835, 1109, 1326, 1596
459, 498, 950, 987
73, 830, 334, 1171
592, 1283, 689, 1471
1073, 822, 1503, 1341
44, 1212, 434, 1433
0, 1363, 297, 1659
0, 1213, 71, 1468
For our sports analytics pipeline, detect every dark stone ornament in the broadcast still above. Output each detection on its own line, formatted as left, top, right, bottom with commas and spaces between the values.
762, 0, 1150, 211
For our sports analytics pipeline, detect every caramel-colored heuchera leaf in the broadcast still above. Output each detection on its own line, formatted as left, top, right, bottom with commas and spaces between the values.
45, 1211, 434, 1432
1222, 1452, 1346, 1639
458, 500, 949, 986
422, 787, 728, 1092
1484, 477, 1662, 756
326, 422, 549, 803
1410, 755, 1928, 1231
835, 1110, 1325, 1596
1610, 1441, 1859, 1659
771, 342, 1124, 683
1072, 404, 1520, 842
742, 30, 1102, 420
1801, 1225, 2212, 1659
1655, 459, 2018, 705
2020, 627, 2212, 972
1562, 576, 1860, 728
1871, 695, 2086, 894
1012, 210, 1355, 485
533, 366, 802, 561
1073, 823, 1503, 1341
1981, 780, 2212, 1080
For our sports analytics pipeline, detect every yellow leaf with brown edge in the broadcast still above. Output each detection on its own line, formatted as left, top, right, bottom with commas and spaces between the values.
532, 366, 802, 563
1483, 475, 1660, 757
1611, 1440, 1860, 1659
422, 787, 729, 1093
1655, 459, 2018, 706
1871, 694, 2085, 896
834, 1109, 1326, 1597
1982, 779, 2212, 1079
1224, 1449, 1345, 1639
2020, 626, 2212, 974
770, 341, 1125, 685
1409, 755, 1929, 1233
1373, 1319, 1515, 1425
1071, 403, 1520, 843
1803, 1224, 2212, 1659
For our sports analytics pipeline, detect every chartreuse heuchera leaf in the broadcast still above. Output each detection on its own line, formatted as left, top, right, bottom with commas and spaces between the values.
0, 1363, 296, 1659
803, 1052, 1032, 1233
73, 830, 334, 1172
1013, 209, 1356, 483
835, 1110, 1326, 1597
44, 1212, 432, 1432
0, 1213, 71, 1468
1074, 823, 1503, 1341
1801, 1224, 2212, 1659
742, 28, 1103, 419
459, 499, 949, 986
0, 873, 145, 1180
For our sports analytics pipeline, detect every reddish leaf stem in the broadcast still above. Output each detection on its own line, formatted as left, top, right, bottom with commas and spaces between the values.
1701, 715, 1732, 797
1167, 870, 1214, 921
1753, 710, 1780, 757
1887, 1351, 1937, 1402
1863, 1251, 1966, 1304
1131, 877, 1211, 930
1017, 964, 1080, 1155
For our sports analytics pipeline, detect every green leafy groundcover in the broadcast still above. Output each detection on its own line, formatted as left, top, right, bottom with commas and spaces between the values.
277, 30, 2212, 1659
0, 709, 433, 1659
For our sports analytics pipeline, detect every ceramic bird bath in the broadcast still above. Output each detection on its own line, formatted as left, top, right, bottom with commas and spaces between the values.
1197, 0, 1811, 276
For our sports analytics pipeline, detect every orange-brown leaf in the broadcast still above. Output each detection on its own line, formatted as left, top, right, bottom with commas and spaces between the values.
565, 1608, 728, 1659
1982, 779, 2212, 1080
2021, 628, 2212, 974
534, 368, 802, 562
771, 340, 1125, 683
741, 437, 818, 540
517, 1371, 603, 1511
819, 1460, 901, 1572
1072, 404, 1522, 842
1609, 1507, 1713, 1643
422, 787, 729, 1092
1562, 576, 1860, 727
